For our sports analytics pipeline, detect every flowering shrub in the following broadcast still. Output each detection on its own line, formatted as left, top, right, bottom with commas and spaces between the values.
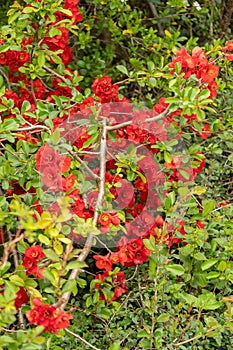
0, 1, 232, 349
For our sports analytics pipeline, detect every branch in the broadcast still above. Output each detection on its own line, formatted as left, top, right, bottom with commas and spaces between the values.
7, 231, 26, 329
30, 79, 37, 105
148, 2, 164, 36
67, 149, 100, 181
173, 325, 219, 346
16, 124, 52, 135
0, 68, 11, 90
43, 65, 72, 85
0, 230, 25, 268
65, 328, 101, 350
54, 119, 107, 309
106, 106, 170, 131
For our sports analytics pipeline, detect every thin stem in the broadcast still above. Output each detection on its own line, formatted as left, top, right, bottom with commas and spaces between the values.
67, 149, 100, 181
0, 231, 25, 268
148, 2, 164, 36
65, 328, 101, 350
43, 65, 73, 86
16, 124, 52, 134
0, 68, 11, 90
106, 106, 169, 131
173, 325, 219, 346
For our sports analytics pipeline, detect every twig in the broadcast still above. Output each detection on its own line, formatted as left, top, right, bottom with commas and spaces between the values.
173, 325, 219, 346
43, 65, 72, 85
0, 231, 25, 268
0, 68, 11, 90
54, 119, 107, 309
66, 149, 100, 181
148, 1, 164, 36
16, 124, 52, 134
30, 79, 37, 105
106, 106, 169, 131
65, 328, 101, 350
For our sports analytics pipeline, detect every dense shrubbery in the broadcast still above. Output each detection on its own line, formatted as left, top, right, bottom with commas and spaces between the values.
0, 1, 232, 349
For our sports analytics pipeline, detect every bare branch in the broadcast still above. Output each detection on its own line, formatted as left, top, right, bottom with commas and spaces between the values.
43, 65, 72, 86
0, 68, 11, 90
0, 231, 25, 268
106, 106, 169, 131
65, 328, 101, 350
16, 124, 52, 134
148, 2, 164, 36
67, 149, 100, 181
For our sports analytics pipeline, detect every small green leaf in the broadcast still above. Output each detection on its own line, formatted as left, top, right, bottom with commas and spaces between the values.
109, 341, 121, 350
157, 313, 170, 322
62, 279, 78, 295
66, 261, 88, 270
9, 275, 25, 287
165, 264, 185, 276
116, 65, 128, 76
202, 199, 215, 217
201, 259, 218, 271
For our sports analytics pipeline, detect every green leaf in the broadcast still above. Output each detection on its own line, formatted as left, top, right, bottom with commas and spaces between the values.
201, 259, 218, 271
198, 89, 210, 101
202, 199, 215, 217
44, 249, 60, 262
2, 118, 19, 131
116, 65, 128, 76
38, 234, 50, 246
165, 264, 185, 276
66, 261, 88, 270
37, 51, 45, 67
62, 279, 78, 295
109, 341, 121, 350
23, 6, 37, 13
82, 132, 99, 148
143, 236, 156, 251
9, 275, 25, 287
206, 271, 220, 280
51, 129, 60, 145
157, 313, 170, 322
21, 100, 31, 114
147, 61, 155, 72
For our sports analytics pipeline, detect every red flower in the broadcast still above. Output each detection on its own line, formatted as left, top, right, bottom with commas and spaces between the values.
24, 246, 45, 261
94, 271, 127, 302
26, 298, 73, 334
57, 155, 71, 173
98, 212, 114, 227
199, 124, 211, 139
36, 144, 58, 170
92, 76, 118, 103
196, 221, 205, 229
41, 167, 63, 190
199, 64, 219, 83
62, 174, 76, 192
93, 255, 112, 272
14, 287, 29, 310
23, 257, 45, 278
0, 229, 4, 243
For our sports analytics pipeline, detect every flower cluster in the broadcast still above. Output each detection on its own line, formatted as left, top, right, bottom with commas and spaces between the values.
222, 41, 233, 61
168, 46, 219, 97
26, 298, 73, 334
36, 144, 73, 191
94, 271, 128, 302
92, 76, 119, 103
23, 246, 45, 278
